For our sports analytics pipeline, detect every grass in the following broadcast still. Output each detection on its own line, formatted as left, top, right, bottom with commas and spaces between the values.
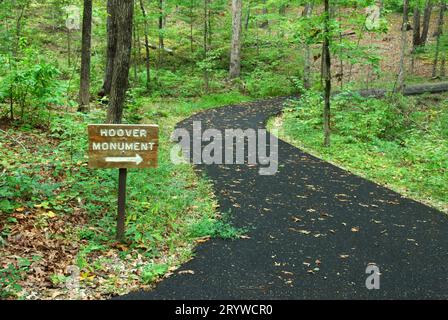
267, 91, 448, 214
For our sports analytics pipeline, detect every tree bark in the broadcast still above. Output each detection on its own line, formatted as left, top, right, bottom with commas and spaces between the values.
432, 2, 446, 77
139, 0, 151, 90
395, 0, 410, 93
106, 0, 134, 124
245, 2, 250, 30
203, 0, 209, 92
158, 0, 164, 65
303, 3, 313, 90
78, 0, 93, 112
260, 0, 268, 28
412, 7, 421, 47
229, 0, 242, 79
101, 0, 117, 97
420, 0, 433, 45
323, 0, 331, 147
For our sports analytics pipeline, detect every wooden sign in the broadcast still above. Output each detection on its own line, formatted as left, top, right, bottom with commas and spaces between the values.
88, 124, 159, 169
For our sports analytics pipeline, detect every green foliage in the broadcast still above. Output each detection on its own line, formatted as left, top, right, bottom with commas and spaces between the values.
0, 256, 40, 298
243, 68, 297, 97
189, 212, 247, 240
0, 47, 65, 125
141, 263, 168, 284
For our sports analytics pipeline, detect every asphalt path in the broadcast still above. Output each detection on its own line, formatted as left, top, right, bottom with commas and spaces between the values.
119, 96, 448, 299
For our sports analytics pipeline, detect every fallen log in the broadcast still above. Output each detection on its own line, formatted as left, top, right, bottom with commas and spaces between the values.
356, 82, 448, 98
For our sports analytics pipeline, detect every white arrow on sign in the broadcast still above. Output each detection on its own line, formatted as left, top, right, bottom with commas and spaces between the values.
105, 154, 143, 165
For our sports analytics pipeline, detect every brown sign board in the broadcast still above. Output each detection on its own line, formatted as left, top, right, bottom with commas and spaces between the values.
88, 124, 158, 169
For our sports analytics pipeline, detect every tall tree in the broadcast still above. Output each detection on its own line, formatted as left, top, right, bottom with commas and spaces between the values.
323, 0, 331, 147
203, 0, 210, 91
158, 0, 164, 65
412, 0, 433, 47
432, 1, 446, 77
420, 0, 433, 44
78, 0, 93, 113
396, 0, 410, 93
100, 0, 117, 97
260, 0, 268, 28
106, 0, 134, 124
302, 2, 313, 90
229, 0, 242, 79
139, 0, 151, 90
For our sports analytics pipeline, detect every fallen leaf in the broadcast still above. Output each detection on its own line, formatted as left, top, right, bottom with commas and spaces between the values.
178, 270, 195, 275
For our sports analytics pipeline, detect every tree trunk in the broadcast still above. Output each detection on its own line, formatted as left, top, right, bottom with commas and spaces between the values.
245, 2, 250, 30
441, 55, 446, 77
78, 0, 93, 113
260, 0, 268, 28
420, 0, 433, 45
106, 0, 134, 124
190, 0, 194, 52
412, 7, 421, 47
158, 0, 164, 65
395, 0, 410, 93
229, 0, 242, 79
14, 4, 26, 58
303, 2, 313, 90
139, 0, 151, 90
432, 2, 445, 77
132, 22, 138, 82
323, 0, 331, 147
101, 0, 117, 96
203, 0, 209, 92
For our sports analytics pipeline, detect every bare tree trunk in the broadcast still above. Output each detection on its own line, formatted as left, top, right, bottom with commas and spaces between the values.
101, 0, 117, 96
132, 22, 138, 82
14, 4, 26, 58
139, 0, 151, 90
420, 0, 433, 45
395, 0, 410, 93
78, 0, 92, 112
67, 29, 71, 67
323, 0, 331, 147
208, 2, 212, 48
203, 0, 209, 92
229, 0, 242, 79
441, 55, 446, 77
260, 0, 268, 28
411, 6, 421, 73
432, 2, 446, 77
303, 2, 313, 90
158, 0, 164, 65
412, 6, 421, 46
106, 0, 134, 124
190, 0, 194, 52
245, 2, 250, 30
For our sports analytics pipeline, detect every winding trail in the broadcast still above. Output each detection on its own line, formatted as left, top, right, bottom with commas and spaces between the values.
122, 96, 448, 299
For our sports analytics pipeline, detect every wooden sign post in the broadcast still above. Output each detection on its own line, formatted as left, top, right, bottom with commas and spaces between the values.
88, 124, 159, 242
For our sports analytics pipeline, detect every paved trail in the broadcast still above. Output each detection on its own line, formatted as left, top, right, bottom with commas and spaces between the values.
121, 97, 448, 299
